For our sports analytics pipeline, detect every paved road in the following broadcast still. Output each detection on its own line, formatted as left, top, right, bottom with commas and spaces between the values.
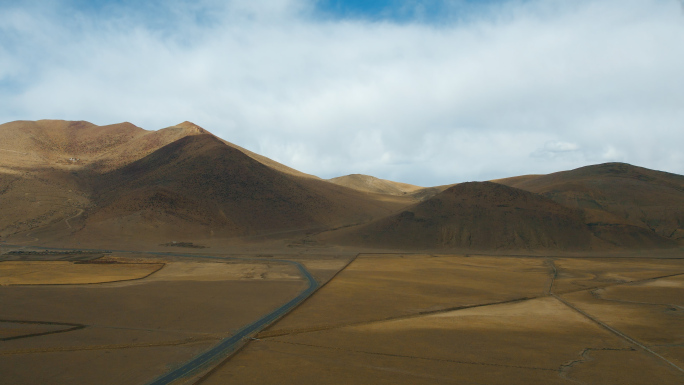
0, 244, 320, 385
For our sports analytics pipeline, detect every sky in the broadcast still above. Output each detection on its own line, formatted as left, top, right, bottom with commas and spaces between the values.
1, 0, 683, 186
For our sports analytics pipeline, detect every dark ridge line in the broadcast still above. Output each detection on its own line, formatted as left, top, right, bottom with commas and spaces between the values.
353, 251, 684, 260
268, 339, 557, 372
3, 244, 682, 260
0, 243, 350, 260
0, 319, 85, 342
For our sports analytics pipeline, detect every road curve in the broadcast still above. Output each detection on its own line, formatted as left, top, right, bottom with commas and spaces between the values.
0, 244, 320, 385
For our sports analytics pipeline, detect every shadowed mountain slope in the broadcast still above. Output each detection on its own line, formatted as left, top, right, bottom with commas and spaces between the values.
72, 134, 411, 241
327, 182, 597, 251
496, 163, 684, 244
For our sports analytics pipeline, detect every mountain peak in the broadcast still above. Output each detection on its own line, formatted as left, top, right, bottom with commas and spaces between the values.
173, 121, 206, 134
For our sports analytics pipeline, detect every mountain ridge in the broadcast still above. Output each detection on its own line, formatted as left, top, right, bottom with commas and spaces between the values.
0, 120, 681, 251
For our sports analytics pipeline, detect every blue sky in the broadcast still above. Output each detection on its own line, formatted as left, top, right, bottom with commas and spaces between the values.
316, 0, 507, 22
16, 0, 509, 22
1, 0, 683, 185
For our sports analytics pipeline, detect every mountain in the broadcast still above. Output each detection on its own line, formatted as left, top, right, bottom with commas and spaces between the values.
495, 163, 684, 245
0, 119, 314, 173
328, 174, 451, 201
0, 120, 412, 243
1, 120, 681, 251
325, 182, 598, 250
0, 120, 222, 238
83, 134, 410, 241
328, 174, 423, 196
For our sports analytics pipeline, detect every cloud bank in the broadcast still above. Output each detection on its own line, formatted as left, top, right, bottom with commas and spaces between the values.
1, 0, 683, 185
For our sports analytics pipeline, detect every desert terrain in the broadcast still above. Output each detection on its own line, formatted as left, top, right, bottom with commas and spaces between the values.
207, 254, 683, 385
1, 120, 682, 384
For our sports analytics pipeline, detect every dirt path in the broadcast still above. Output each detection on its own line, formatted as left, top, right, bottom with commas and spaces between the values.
545, 258, 558, 295
64, 209, 84, 230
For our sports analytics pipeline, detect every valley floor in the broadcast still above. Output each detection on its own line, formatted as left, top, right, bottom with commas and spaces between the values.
203, 253, 684, 385
1, 247, 683, 384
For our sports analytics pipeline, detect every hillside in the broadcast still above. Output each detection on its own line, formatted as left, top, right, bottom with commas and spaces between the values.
328, 174, 450, 200
328, 174, 423, 196
496, 163, 684, 244
1, 120, 681, 251
326, 179, 680, 251
0, 120, 214, 237
0, 120, 413, 243
326, 182, 596, 250
82, 134, 410, 241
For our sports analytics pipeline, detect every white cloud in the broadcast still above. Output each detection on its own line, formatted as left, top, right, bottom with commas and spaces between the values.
1, 0, 683, 185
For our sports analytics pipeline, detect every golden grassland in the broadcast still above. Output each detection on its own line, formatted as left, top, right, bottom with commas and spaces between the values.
1, 252, 683, 384
0, 257, 310, 385
200, 254, 684, 385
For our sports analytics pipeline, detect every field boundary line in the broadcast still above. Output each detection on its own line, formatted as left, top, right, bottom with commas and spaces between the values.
552, 294, 684, 375
257, 296, 537, 339
0, 319, 85, 342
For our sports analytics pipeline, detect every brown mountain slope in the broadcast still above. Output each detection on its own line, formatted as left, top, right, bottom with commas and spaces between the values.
0, 120, 413, 242
326, 182, 598, 251
328, 174, 452, 201
328, 174, 423, 196
490, 174, 542, 186
2, 120, 682, 251
75, 134, 413, 242
0, 120, 319, 175
496, 163, 684, 243
0, 120, 209, 237
0, 120, 206, 171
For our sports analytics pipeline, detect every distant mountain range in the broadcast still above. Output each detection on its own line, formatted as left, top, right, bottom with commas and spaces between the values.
1, 120, 682, 251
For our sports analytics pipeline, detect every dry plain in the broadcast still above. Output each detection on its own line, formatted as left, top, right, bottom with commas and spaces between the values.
199, 253, 684, 385
0, 250, 319, 385
2, 250, 684, 384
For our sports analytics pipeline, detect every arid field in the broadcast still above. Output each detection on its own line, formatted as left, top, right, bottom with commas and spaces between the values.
0, 251, 313, 384
201, 254, 684, 385
1, 249, 682, 384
